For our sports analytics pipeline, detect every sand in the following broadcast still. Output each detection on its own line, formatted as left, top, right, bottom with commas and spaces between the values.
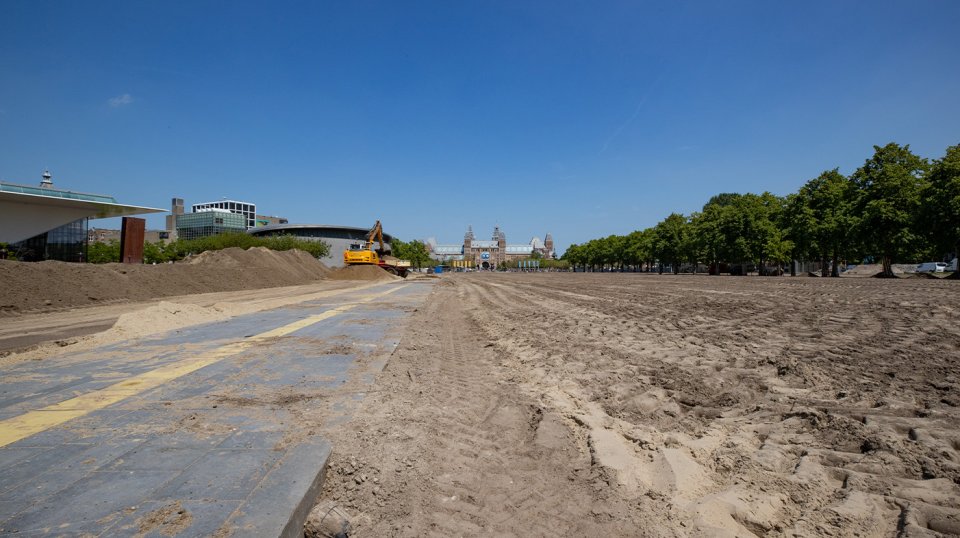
3, 254, 959, 536
316, 272, 960, 537
0, 247, 331, 315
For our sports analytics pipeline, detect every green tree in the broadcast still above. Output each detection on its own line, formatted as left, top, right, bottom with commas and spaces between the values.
783, 192, 816, 275
692, 201, 731, 274
763, 228, 794, 275
561, 243, 583, 271
797, 169, 857, 276
739, 192, 785, 275
653, 213, 687, 274
87, 240, 120, 263
623, 230, 650, 271
923, 144, 960, 278
142, 241, 171, 264
681, 212, 705, 273
606, 234, 628, 271
852, 143, 929, 277
392, 239, 432, 270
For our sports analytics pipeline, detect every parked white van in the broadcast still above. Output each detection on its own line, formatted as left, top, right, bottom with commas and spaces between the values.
917, 262, 948, 273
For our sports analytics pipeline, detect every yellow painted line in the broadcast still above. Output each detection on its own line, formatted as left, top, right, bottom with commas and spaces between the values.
0, 285, 404, 447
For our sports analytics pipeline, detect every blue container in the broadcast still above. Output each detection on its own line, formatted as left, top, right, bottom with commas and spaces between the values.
434, 266, 443, 274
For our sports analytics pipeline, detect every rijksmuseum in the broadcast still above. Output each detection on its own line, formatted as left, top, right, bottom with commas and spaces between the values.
427, 226, 555, 269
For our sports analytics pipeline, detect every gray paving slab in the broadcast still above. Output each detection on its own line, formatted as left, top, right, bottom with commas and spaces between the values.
107, 499, 244, 537
3, 469, 178, 535
0, 281, 432, 536
224, 436, 331, 538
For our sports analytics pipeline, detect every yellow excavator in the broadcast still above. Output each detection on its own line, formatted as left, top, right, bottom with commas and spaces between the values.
343, 220, 410, 277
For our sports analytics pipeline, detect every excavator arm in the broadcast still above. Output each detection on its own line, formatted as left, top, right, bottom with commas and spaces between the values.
366, 220, 385, 255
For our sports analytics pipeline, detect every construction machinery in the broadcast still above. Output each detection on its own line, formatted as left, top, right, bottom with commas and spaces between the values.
343, 220, 410, 277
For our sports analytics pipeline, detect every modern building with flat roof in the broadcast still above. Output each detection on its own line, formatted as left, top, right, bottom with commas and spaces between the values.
176, 209, 247, 241
248, 224, 396, 268
0, 172, 163, 261
191, 199, 256, 229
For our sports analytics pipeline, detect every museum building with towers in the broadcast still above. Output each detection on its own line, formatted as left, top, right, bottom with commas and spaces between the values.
427, 226, 555, 269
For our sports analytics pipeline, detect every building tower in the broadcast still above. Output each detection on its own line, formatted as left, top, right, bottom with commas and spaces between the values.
166, 198, 184, 242
544, 233, 554, 259
493, 226, 506, 266
464, 225, 474, 256
40, 170, 53, 188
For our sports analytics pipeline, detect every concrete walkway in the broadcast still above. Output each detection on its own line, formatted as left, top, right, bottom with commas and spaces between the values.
0, 280, 432, 537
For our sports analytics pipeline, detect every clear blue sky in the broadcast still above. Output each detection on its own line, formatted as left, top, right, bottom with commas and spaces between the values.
2, 1, 958, 254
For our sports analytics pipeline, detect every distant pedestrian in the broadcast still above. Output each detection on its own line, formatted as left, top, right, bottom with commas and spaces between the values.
0, 247, 7, 260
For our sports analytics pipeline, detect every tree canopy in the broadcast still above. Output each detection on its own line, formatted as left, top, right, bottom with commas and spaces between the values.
563, 142, 959, 277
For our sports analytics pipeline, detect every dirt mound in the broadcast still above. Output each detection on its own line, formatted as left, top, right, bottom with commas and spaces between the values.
327, 265, 401, 282
0, 248, 331, 315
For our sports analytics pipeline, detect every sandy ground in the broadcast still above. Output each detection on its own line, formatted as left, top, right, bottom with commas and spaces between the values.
316, 273, 960, 537
4, 258, 959, 536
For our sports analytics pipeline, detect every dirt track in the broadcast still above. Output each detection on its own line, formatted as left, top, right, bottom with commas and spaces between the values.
319, 273, 960, 537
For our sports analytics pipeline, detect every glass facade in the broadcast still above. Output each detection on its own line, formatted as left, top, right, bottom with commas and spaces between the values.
176, 211, 247, 240
11, 219, 88, 262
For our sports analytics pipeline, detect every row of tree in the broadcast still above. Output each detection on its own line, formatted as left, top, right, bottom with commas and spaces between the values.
563, 143, 960, 277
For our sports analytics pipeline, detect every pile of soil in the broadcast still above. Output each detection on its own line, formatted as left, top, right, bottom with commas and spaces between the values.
327, 265, 401, 282
0, 247, 330, 315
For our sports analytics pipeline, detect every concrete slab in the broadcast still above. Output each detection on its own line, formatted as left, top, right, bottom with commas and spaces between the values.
0, 281, 432, 536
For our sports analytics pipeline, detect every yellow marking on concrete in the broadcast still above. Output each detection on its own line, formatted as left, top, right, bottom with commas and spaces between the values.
0, 285, 404, 447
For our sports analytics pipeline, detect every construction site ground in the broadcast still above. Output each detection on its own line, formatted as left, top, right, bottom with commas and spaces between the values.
2, 255, 959, 537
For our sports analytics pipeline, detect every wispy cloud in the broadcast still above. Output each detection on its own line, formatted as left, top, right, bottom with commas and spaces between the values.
600, 76, 663, 154
108, 93, 134, 107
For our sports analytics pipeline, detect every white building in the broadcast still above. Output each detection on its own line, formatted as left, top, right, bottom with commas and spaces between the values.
191, 199, 257, 229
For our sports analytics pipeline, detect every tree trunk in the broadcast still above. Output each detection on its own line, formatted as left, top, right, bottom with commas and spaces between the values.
821, 254, 829, 277
790, 259, 797, 277
831, 250, 840, 277
882, 254, 894, 278
674, 259, 680, 275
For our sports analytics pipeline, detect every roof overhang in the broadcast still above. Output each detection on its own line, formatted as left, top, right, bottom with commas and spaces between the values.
0, 191, 164, 243
248, 223, 396, 243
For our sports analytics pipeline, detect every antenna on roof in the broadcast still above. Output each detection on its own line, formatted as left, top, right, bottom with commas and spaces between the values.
40, 170, 53, 188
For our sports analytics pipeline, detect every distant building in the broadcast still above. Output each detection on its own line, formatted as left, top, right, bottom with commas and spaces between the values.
166, 197, 281, 241
428, 226, 555, 269
255, 214, 288, 227
164, 198, 185, 241
192, 199, 256, 229
0, 171, 162, 262
249, 224, 396, 268
176, 209, 247, 241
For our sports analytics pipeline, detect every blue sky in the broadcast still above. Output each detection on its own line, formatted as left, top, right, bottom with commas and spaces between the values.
2, 1, 958, 254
